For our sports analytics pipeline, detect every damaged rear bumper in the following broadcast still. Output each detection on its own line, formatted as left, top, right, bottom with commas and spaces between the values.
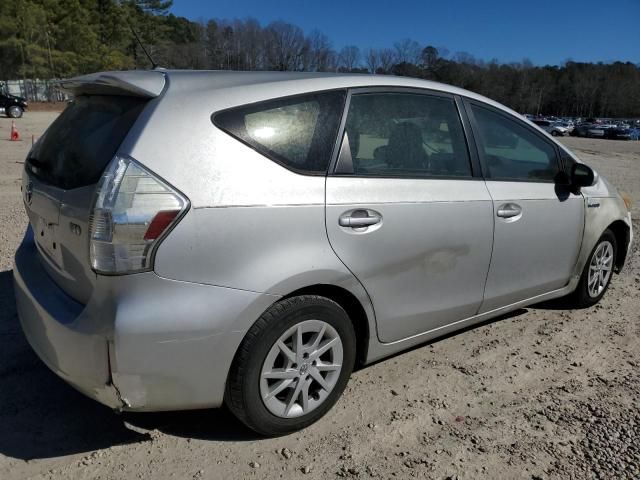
13, 227, 280, 412
13, 228, 125, 409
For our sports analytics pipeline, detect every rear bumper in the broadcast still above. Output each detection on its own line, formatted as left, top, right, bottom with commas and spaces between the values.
14, 226, 280, 412
14, 227, 123, 408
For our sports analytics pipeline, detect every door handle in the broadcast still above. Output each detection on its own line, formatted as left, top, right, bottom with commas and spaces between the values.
496, 203, 522, 218
339, 210, 382, 228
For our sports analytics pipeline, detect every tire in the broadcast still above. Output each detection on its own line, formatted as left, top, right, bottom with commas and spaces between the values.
551, 130, 558, 136
7, 105, 23, 118
569, 229, 617, 308
225, 295, 356, 436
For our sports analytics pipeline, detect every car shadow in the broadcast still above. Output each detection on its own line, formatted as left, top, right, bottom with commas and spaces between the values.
122, 406, 260, 442
356, 308, 528, 371
0, 269, 259, 462
531, 297, 579, 310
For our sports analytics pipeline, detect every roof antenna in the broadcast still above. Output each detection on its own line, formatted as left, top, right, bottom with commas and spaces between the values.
127, 21, 159, 70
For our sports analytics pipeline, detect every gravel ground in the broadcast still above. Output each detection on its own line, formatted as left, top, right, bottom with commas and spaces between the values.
0, 114, 638, 480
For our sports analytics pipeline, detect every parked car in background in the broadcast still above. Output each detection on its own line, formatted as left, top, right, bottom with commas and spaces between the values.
0, 83, 27, 118
532, 119, 569, 136
604, 125, 632, 140
573, 123, 605, 138
557, 121, 574, 133
14, 70, 634, 436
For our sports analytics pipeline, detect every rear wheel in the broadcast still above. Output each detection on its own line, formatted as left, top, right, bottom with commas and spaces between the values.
569, 229, 616, 308
7, 105, 23, 118
225, 295, 356, 436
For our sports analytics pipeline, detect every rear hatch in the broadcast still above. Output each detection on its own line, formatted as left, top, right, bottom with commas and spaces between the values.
23, 93, 151, 304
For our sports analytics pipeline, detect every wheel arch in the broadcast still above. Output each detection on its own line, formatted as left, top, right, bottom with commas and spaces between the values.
281, 284, 371, 366
607, 219, 631, 272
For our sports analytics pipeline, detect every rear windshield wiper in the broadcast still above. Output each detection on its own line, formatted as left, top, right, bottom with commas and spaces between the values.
26, 155, 53, 178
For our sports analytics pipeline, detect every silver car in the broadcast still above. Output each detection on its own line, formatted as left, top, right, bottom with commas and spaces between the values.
531, 119, 568, 136
14, 71, 633, 436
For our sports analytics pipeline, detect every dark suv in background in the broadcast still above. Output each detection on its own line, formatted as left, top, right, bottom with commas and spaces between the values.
0, 83, 27, 118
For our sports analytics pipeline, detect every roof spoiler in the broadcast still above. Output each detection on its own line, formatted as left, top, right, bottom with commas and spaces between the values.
57, 70, 166, 98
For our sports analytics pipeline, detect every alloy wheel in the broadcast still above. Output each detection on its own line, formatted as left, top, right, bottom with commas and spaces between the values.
260, 319, 343, 418
587, 240, 614, 298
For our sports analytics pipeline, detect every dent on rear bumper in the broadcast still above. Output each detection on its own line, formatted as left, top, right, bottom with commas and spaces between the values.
14, 228, 124, 409
15, 227, 280, 412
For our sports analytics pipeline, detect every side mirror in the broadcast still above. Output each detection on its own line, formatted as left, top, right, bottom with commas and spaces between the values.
571, 163, 595, 188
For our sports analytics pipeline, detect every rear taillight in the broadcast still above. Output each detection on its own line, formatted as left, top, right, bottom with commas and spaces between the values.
89, 155, 188, 274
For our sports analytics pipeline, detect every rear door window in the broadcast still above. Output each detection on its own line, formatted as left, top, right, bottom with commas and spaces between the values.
213, 91, 346, 174
27, 95, 147, 189
337, 92, 471, 178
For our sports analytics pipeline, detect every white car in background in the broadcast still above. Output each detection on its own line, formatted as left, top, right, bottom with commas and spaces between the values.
557, 121, 574, 133
532, 119, 568, 136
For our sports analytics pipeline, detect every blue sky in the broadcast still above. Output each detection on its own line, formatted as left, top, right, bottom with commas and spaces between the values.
169, 0, 640, 66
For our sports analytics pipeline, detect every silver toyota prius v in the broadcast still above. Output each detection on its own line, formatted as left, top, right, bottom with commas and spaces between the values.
13, 71, 633, 436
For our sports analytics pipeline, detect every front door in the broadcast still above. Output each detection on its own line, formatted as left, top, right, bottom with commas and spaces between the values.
465, 101, 585, 312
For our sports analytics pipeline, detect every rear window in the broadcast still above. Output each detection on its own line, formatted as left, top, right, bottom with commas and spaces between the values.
27, 95, 147, 189
213, 91, 346, 174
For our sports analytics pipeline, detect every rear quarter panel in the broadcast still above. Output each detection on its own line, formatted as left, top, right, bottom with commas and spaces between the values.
128, 84, 374, 327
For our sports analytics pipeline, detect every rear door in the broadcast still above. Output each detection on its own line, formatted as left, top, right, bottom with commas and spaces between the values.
464, 100, 584, 312
325, 89, 494, 343
23, 95, 148, 303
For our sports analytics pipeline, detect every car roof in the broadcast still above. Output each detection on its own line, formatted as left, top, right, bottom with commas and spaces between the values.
61, 69, 523, 118
163, 69, 502, 105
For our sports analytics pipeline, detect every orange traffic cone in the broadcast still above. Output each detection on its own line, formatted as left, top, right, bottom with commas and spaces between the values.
10, 121, 20, 141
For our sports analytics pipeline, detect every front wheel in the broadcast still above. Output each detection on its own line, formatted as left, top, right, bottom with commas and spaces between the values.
7, 105, 23, 118
225, 295, 356, 436
569, 229, 617, 308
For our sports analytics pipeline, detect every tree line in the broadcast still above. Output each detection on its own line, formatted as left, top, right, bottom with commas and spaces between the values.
1, 0, 639, 118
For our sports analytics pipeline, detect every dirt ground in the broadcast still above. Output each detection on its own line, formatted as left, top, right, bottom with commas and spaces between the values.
0, 113, 638, 480
23, 103, 67, 113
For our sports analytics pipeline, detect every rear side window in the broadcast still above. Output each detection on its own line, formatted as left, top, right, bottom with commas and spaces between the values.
213, 91, 346, 174
27, 95, 147, 189
470, 104, 559, 182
